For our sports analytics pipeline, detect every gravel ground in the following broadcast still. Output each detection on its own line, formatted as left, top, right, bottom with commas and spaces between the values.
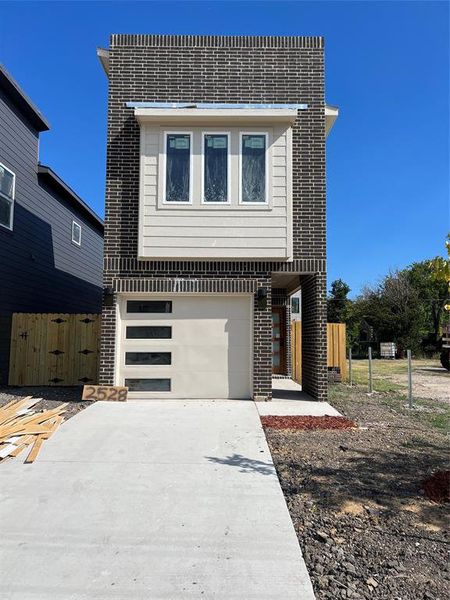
265, 385, 449, 600
0, 386, 91, 420
390, 367, 450, 402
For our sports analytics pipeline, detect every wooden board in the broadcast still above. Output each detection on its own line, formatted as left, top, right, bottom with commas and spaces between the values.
82, 385, 128, 402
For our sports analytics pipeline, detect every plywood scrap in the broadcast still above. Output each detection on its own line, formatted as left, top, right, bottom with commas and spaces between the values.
0, 398, 66, 465
24, 435, 45, 464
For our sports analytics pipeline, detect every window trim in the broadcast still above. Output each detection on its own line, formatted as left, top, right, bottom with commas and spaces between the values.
71, 220, 82, 246
0, 162, 15, 231
238, 131, 269, 205
201, 131, 231, 205
162, 131, 193, 204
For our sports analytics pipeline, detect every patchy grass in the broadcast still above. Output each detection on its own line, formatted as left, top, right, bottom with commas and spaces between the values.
329, 383, 450, 433
350, 358, 438, 389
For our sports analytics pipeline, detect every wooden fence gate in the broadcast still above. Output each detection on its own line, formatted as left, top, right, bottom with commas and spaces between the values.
291, 322, 347, 384
9, 313, 100, 386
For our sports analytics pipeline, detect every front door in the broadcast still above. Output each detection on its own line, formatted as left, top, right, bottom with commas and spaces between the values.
272, 307, 286, 375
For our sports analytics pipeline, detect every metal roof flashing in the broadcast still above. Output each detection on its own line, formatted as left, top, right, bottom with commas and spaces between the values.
126, 102, 308, 110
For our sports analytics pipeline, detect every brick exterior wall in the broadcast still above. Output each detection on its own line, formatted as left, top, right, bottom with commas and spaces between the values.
100, 34, 327, 401
300, 273, 328, 400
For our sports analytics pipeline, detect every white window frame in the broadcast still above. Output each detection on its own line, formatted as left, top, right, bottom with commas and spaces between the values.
201, 131, 231, 205
238, 132, 269, 205
0, 162, 15, 231
71, 220, 82, 246
162, 131, 193, 204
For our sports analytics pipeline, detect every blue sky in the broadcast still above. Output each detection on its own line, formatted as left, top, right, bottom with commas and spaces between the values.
1, 1, 448, 296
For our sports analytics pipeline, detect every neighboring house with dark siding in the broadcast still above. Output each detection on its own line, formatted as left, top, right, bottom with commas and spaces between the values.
97, 35, 337, 401
0, 64, 104, 384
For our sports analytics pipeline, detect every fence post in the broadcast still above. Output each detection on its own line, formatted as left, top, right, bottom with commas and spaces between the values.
368, 346, 373, 393
349, 348, 353, 387
407, 349, 413, 408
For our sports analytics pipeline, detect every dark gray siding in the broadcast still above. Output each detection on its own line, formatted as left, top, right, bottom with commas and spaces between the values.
0, 88, 103, 384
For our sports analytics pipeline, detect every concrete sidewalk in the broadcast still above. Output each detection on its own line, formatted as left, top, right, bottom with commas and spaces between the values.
0, 400, 315, 600
258, 379, 341, 416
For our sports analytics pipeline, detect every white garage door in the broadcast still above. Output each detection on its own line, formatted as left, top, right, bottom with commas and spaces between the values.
117, 295, 252, 399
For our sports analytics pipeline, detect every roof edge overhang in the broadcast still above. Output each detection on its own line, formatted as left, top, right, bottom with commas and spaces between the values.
325, 104, 339, 137
130, 103, 306, 125
37, 165, 104, 232
0, 64, 50, 132
96, 48, 110, 78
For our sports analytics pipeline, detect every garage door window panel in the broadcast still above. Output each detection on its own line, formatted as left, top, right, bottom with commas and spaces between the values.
126, 326, 172, 339
125, 378, 171, 392
126, 300, 172, 314
125, 352, 171, 366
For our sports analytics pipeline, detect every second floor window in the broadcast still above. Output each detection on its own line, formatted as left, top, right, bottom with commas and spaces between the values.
0, 163, 15, 230
165, 133, 191, 203
240, 133, 267, 203
203, 133, 229, 203
72, 220, 82, 246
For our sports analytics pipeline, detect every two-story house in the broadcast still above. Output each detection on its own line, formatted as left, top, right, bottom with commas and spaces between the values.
97, 34, 337, 401
0, 65, 104, 384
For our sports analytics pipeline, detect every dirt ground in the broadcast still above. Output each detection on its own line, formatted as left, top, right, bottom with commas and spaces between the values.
265, 384, 449, 600
351, 358, 449, 402
0, 386, 90, 420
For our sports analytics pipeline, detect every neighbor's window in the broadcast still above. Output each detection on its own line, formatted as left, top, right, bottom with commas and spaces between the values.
0, 163, 15, 230
241, 133, 267, 203
291, 297, 300, 314
203, 133, 228, 203
72, 220, 82, 246
165, 133, 191, 202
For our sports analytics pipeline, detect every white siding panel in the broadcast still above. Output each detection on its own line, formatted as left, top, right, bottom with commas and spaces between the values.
139, 124, 292, 260
143, 237, 286, 248
143, 226, 287, 238
142, 214, 288, 227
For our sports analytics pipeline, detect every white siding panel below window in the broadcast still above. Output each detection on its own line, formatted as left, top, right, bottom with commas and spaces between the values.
139, 124, 292, 260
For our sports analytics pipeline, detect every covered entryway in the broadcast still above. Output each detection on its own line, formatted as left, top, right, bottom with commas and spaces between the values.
117, 295, 252, 399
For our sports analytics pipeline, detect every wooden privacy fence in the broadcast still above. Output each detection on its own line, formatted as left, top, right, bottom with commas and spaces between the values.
327, 323, 347, 381
291, 322, 347, 384
9, 313, 100, 386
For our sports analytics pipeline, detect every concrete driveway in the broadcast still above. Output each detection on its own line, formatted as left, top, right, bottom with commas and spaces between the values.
0, 400, 314, 600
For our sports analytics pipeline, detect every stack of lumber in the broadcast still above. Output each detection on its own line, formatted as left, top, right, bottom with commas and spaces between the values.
0, 397, 67, 464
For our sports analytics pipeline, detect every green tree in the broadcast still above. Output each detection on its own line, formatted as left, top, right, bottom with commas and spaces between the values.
429, 234, 450, 284
327, 279, 351, 323
407, 260, 448, 347
352, 270, 425, 354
